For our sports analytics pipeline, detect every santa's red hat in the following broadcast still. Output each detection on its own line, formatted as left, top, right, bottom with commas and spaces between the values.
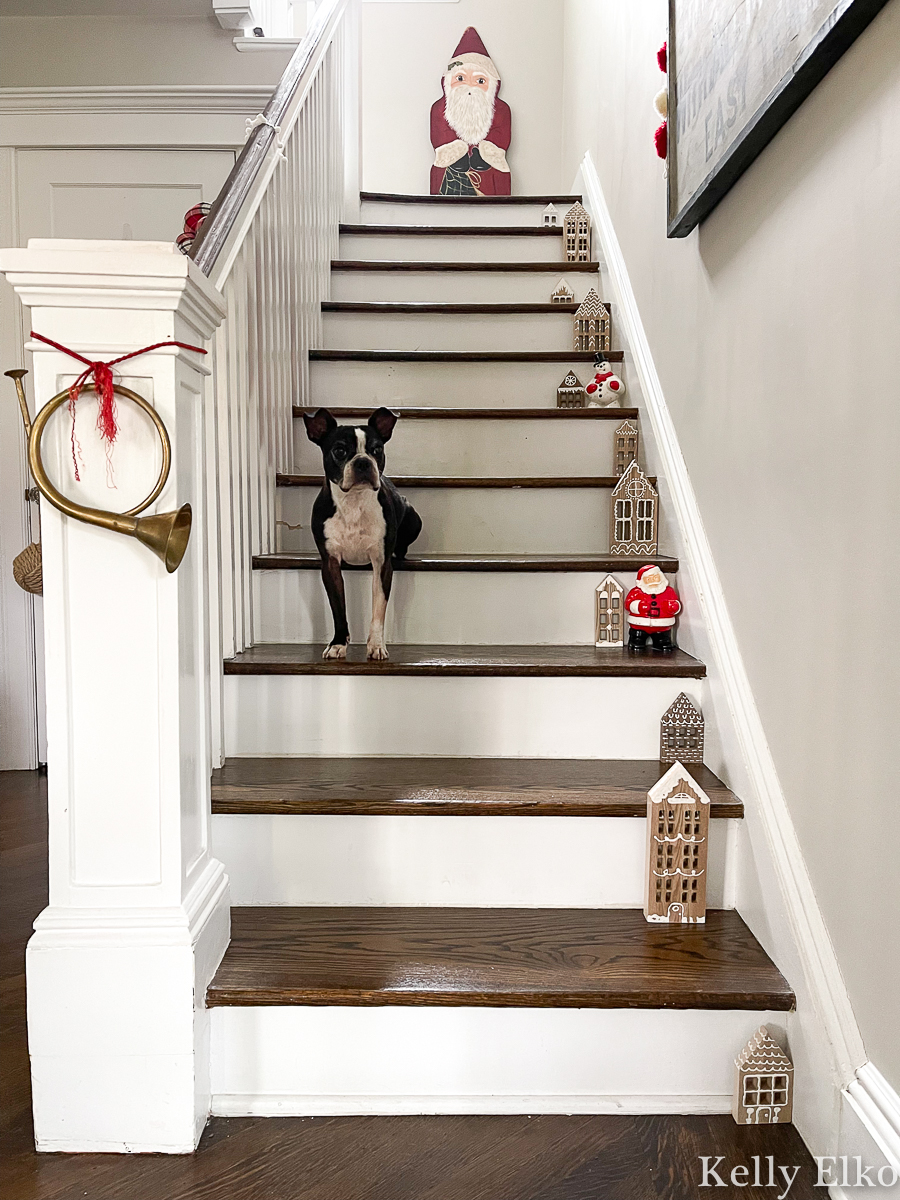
448, 27, 499, 80
636, 564, 665, 582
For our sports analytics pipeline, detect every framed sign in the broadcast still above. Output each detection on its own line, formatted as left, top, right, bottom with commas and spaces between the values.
667, 0, 890, 237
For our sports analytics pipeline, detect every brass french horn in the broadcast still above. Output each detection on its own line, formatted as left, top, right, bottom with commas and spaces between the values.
5, 369, 191, 573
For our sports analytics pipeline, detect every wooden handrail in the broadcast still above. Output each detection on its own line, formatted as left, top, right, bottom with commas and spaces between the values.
191, 0, 347, 277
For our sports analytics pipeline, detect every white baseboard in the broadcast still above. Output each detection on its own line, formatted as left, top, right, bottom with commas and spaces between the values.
212, 1093, 733, 1117
575, 150, 866, 1153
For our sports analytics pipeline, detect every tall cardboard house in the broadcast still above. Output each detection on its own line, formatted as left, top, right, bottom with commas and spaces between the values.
613, 419, 640, 475
660, 693, 704, 764
733, 1027, 794, 1125
563, 201, 591, 261
644, 761, 710, 923
573, 288, 611, 353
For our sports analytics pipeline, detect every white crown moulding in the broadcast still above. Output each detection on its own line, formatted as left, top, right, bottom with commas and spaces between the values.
0, 85, 275, 115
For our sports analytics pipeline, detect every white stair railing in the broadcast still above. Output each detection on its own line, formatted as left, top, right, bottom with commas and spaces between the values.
0, 0, 360, 1153
191, 0, 360, 756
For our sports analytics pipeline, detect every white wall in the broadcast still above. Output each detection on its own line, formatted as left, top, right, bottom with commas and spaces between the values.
0, 14, 292, 87
562, 0, 900, 1097
360, 0, 564, 195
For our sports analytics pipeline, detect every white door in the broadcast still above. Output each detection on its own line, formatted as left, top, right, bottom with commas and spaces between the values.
2, 149, 234, 767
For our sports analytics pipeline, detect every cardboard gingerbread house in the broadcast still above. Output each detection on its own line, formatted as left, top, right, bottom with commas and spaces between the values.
645, 761, 710, 924
550, 278, 575, 305
563, 201, 591, 262
613, 419, 639, 475
573, 288, 611, 353
610, 461, 658, 555
660, 693, 704, 764
733, 1027, 794, 1125
557, 370, 585, 409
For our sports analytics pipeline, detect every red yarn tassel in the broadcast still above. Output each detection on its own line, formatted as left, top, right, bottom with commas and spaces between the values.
31, 331, 207, 483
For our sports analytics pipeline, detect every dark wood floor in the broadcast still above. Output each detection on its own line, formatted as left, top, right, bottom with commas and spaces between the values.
1, 769, 820, 1199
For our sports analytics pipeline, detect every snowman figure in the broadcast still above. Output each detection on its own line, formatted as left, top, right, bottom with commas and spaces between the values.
585, 360, 626, 407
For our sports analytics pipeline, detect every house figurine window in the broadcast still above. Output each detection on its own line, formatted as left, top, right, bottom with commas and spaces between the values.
550, 278, 575, 306
563, 201, 591, 262
610, 461, 658, 555
573, 288, 610, 353
613, 419, 639, 475
543, 203, 559, 227
595, 574, 624, 647
660, 693, 704, 764
557, 370, 585, 409
645, 762, 711, 924
733, 1027, 794, 1125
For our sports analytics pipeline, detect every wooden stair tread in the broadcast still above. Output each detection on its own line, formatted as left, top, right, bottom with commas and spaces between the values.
340, 224, 564, 236
277, 474, 648, 488
253, 552, 678, 572
310, 350, 622, 363
322, 302, 586, 314
211, 757, 742, 818
360, 192, 583, 205
332, 261, 601, 273
292, 405, 638, 420
223, 644, 705, 678
206, 907, 794, 1010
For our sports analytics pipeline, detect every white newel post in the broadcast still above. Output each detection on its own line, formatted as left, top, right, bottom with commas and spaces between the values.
0, 239, 230, 1153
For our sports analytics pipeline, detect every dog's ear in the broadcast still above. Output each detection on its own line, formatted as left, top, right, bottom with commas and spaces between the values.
368, 407, 398, 443
303, 408, 337, 445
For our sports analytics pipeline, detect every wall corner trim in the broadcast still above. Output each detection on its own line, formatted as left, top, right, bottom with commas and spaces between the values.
846, 1062, 900, 1171
0, 86, 274, 116
575, 150, 866, 1085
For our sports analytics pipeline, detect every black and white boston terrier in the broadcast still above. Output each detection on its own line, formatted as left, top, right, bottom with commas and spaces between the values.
303, 407, 422, 661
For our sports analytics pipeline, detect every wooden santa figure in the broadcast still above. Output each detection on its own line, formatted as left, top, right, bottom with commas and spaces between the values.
430, 28, 512, 196
626, 564, 681, 652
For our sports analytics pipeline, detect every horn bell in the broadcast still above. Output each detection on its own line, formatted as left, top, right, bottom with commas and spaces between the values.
133, 504, 192, 573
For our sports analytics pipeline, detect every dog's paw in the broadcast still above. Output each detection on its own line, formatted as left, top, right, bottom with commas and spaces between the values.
323, 642, 348, 660
366, 641, 389, 662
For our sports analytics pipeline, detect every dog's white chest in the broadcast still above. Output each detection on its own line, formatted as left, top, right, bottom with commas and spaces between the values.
324, 486, 386, 566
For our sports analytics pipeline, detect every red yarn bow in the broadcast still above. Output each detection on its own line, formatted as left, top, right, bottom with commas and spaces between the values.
30, 331, 207, 482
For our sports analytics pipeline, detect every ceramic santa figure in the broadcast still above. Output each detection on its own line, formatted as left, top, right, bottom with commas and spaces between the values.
625, 564, 681, 652
430, 28, 512, 196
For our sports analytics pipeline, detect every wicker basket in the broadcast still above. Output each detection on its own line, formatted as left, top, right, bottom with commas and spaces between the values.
12, 542, 42, 595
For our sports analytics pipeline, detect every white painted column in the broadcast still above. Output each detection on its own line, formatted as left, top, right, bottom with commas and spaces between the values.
0, 239, 230, 1153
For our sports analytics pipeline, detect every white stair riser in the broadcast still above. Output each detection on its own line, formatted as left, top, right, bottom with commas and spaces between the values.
329, 270, 597, 304
310, 360, 629, 409
254, 570, 644, 645
360, 201, 571, 227
323, 312, 582, 352
340, 234, 567, 263
224, 676, 703, 757
212, 814, 735, 907
293, 418, 625, 477
210, 1007, 779, 1115
279, 486, 615, 554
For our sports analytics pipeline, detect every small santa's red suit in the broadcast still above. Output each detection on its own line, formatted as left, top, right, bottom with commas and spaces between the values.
430, 28, 511, 196
625, 565, 681, 651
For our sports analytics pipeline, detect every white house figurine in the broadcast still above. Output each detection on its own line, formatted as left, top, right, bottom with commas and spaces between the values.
550, 278, 575, 305
595, 574, 625, 647
543, 203, 559, 227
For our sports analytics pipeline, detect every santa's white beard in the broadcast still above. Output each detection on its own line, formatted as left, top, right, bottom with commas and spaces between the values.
444, 81, 497, 145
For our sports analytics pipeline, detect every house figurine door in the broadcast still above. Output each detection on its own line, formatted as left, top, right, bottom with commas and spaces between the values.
668, 902, 684, 924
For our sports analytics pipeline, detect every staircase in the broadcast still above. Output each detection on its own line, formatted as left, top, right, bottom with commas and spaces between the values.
207, 191, 793, 1116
